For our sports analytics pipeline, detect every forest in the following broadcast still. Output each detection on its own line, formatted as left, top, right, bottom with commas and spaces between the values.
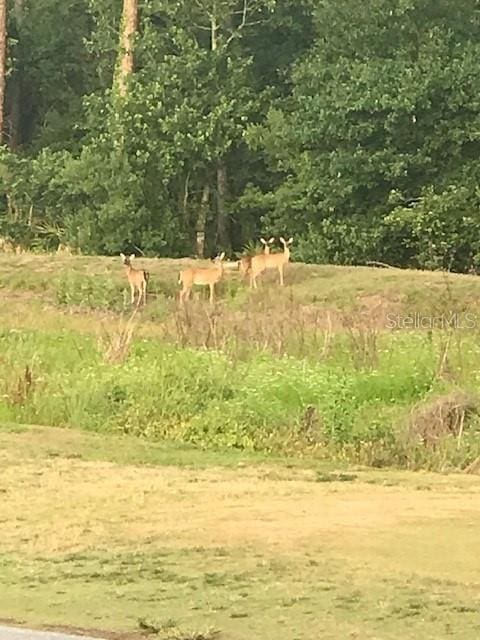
1, 0, 480, 270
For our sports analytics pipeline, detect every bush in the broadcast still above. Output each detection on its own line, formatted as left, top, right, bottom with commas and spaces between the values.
383, 184, 480, 272
294, 216, 383, 265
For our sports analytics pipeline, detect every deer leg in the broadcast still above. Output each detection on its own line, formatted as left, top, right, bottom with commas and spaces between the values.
279, 266, 284, 286
130, 283, 135, 304
209, 284, 214, 304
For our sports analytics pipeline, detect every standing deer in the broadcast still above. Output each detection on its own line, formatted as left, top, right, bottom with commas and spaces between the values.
179, 252, 225, 304
260, 237, 275, 254
120, 253, 149, 306
248, 236, 293, 289
238, 236, 274, 279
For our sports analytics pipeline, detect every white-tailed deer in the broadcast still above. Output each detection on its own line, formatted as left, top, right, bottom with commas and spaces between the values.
248, 236, 293, 289
120, 253, 149, 306
260, 237, 275, 254
238, 236, 274, 279
179, 252, 225, 304
0, 237, 23, 254
57, 243, 73, 256
238, 255, 251, 279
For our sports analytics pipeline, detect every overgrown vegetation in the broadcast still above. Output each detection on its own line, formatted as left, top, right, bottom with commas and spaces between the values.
1, 255, 480, 471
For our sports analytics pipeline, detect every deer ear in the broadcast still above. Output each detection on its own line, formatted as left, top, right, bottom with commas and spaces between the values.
120, 253, 126, 261
260, 238, 266, 245
288, 237, 293, 244
268, 237, 275, 243
129, 254, 135, 260
219, 252, 225, 260
279, 237, 285, 244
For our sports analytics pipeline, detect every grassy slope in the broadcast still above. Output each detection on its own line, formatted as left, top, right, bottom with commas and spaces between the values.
0, 424, 479, 639
3, 252, 480, 311
1, 257, 480, 637
1, 254, 480, 467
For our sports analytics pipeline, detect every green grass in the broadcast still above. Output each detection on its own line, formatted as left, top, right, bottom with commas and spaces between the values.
3, 252, 480, 316
3, 547, 479, 639
1, 254, 480, 469
1, 256, 480, 638
1, 325, 479, 468
0, 425, 479, 639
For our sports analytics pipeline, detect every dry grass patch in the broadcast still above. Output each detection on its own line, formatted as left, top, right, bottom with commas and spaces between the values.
0, 426, 479, 639
408, 391, 479, 447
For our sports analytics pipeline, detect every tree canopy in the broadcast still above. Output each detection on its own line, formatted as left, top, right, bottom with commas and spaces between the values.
1, 0, 480, 270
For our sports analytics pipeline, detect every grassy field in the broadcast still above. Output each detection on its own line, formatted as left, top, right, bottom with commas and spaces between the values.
1, 253, 480, 468
1, 424, 479, 639
0, 254, 480, 637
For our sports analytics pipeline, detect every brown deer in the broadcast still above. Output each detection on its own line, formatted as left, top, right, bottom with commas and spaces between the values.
179, 252, 225, 304
260, 237, 275, 254
238, 255, 252, 279
120, 253, 149, 306
238, 236, 274, 279
248, 236, 293, 289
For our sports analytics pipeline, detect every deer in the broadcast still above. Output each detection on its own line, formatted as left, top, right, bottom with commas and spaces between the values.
0, 237, 23, 254
248, 236, 293, 289
238, 236, 275, 279
120, 253, 149, 306
179, 252, 225, 304
260, 237, 275, 254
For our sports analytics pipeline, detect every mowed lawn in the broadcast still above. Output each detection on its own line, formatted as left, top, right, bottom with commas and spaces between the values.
0, 425, 479, 640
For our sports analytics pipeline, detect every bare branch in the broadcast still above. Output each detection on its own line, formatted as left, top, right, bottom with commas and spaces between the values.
193, 23, 213, 31
225, 0, 248, 46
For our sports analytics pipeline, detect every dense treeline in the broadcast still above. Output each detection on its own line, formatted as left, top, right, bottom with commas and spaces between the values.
1, 0, 480, 270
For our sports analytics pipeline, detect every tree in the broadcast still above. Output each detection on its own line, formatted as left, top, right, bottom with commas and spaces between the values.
175, 0, 277, 254
0, 0, 6, 143
116, 0, 138, 97
253, 0, 480, 267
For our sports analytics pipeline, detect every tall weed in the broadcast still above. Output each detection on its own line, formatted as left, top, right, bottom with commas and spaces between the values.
1, 327, 479, 469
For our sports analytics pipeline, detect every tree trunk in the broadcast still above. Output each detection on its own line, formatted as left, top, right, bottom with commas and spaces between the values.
0, 0, 7, 143
7, 0, 23, 148
196, 183, 210, 258
116, 0, 138, 97
216, 161, 230, 251
209, 13, 230, 252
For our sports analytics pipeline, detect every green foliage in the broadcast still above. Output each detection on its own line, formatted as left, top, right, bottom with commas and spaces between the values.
2, 0, 480, 269
253, 0, 480, 269
1, 326, 479, 470
294, 217, 382, 265
384, 182, 480, 271
54, 271, 124, 309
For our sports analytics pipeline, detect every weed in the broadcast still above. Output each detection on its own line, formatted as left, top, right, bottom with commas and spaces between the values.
315, 472, 358, 482
2, 256, 480, 469
138, 619, 220, 640
407, 391, 479, 448
98, 308, 138, 364
2, 364, 35, 405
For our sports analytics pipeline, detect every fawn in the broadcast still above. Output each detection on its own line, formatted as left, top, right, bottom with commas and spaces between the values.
248, 236, 293, 289
179, 252, 225, 304
260, 237, 275, 254
120, 253, 149, 306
